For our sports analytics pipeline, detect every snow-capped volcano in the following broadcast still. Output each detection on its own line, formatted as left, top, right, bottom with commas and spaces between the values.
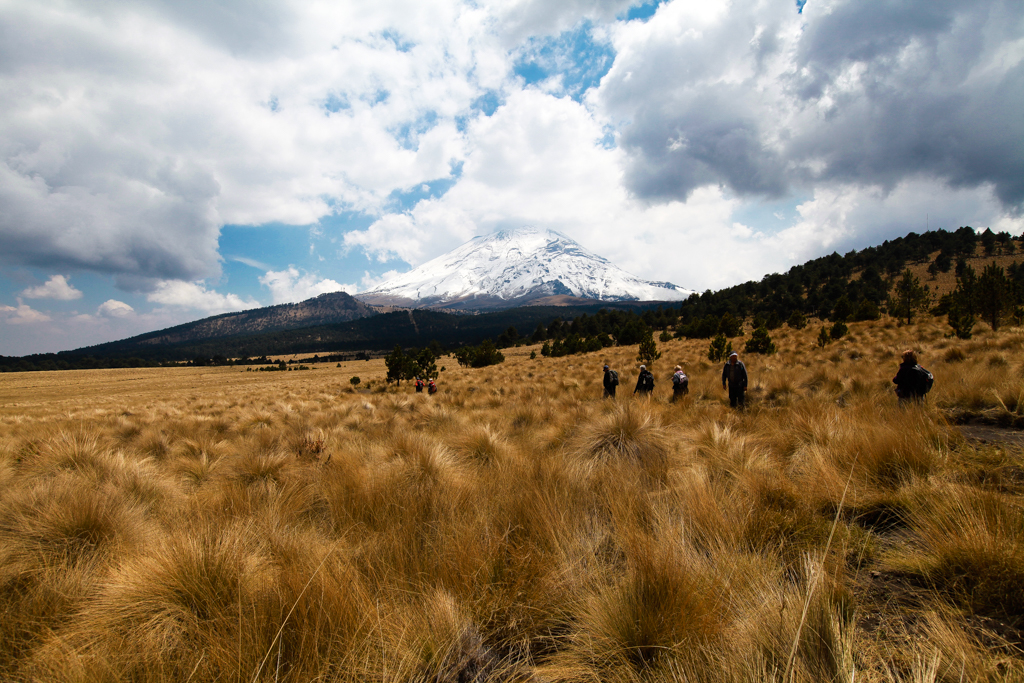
356, 227, 693, 310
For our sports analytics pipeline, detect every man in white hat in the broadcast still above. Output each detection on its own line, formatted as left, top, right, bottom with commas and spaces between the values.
721, 352, 747, 408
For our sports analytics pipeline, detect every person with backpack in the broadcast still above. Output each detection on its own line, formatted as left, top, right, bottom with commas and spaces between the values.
414, 377, 425, 393
427, 379, 438, 395
721, 352, 747, 408
671, 365, 689, 402
634, 365, 654, 397
603, 364, 619, 399
893, 349, 932, 402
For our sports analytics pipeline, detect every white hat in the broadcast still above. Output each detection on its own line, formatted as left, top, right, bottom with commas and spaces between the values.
639, 365, 646, 370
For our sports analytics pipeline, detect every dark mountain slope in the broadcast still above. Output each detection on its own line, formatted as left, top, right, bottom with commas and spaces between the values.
74, 291, 377, 354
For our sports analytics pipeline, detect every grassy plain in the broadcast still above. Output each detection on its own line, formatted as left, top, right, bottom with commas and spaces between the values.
1, 316, 1023, 682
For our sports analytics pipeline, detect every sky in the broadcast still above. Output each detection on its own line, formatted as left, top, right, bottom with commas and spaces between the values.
1, 0, 1022, 356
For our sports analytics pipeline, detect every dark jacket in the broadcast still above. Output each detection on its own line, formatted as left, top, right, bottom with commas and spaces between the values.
722, 360, 748, 390
603, 369, 616, 389
672, 371, 689, 394
893, 362, 926, 399
634, 369, 654, 393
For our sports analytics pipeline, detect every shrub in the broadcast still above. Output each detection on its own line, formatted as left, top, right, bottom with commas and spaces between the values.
454, 340, 505, 368
350, 376, 361, 385
744, 326, 776, 355
636, 329, 661, 366
708, 333, 732, 361
817, 326, 830, 348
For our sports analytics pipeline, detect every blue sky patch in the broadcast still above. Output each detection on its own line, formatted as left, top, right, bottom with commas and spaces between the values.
385, 163, 463, 211
729, 195, 810, 237
380, 29, 415, 53
512, 21, 615, 101
220, 213, 409, 300
392, 110, 439, 150
322, 93, 350, 114
624, 1, 664, 22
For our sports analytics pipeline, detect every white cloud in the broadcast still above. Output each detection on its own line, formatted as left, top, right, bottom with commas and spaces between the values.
598, 0, 1024, 209
360, 269, 405, 290
97, 299, 134, 318
342, 89, 746, 288
343, 84, 1024, 293
770, 180, 1024, 262
20, 274, 83, 300
1, 0, 1021, 336
0, 303, 52, 325
0, 0, 505, 283
146, 280, 259, 314
258, 267, 355, 304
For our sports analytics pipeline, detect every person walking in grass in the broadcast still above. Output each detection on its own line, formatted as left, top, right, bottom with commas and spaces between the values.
603, 364, 619, 399
893, 349, 932, 402
671, 365, 688, 402
722, 352, 747, 408
634, 365, 654, 397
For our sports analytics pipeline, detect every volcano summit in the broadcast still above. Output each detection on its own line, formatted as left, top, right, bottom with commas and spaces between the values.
356, 227, 692, 311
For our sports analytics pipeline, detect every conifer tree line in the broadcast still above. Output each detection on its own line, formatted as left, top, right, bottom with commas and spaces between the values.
485, 226, 1024, 360
10, 227, 1023, 374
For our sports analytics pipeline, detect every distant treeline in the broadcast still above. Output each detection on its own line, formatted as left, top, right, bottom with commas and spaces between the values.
0, 355, 171, 373
0, 352, 376, 373
669, 226, 1014, 334
492, 227, 1024, 358
6, 227, 1022, 372
56, 304, 639, 364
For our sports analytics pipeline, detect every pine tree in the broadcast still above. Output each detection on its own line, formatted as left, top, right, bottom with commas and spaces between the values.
976, 262, 1012, 331
817, 326, 830, 348
888, 269, 930, 324
707, 333, 732, 361
636, 329, 661, 366
744, 326, 776, 355
385, 344, 411, 384
412, 348, 438, 379
947, 293, 975, 339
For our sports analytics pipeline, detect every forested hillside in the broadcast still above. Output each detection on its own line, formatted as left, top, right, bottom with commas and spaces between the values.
4, 226, 1023, 372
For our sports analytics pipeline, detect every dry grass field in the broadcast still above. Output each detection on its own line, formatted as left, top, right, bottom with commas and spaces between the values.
1, 316, 1023, 682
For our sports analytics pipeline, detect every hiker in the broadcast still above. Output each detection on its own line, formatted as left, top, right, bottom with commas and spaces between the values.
603, 364, 619, 399
893, 350, 932, 402
427, 379, 438, 395
634, 365, 654, 397
671, 365, 689, 402
414, 377, 424, 393
721, 352, 747, 408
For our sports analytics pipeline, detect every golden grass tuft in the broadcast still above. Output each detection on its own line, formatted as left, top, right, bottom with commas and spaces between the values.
568, 401, 669, 480
1, 315, 1024, 680
889, 486, 1024, 623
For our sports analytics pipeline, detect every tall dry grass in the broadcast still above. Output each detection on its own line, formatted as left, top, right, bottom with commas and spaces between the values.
0, 315, 1022, 681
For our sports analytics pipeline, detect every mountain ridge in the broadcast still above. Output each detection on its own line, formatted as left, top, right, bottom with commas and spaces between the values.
357, 226, 693, 310
73, 291, 377, 354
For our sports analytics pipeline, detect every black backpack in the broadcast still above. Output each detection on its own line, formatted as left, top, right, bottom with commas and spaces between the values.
609, 370, 619, 386
917, 365, 934, 394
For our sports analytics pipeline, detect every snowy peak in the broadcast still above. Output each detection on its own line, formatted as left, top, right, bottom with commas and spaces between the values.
357, 226, 693, 311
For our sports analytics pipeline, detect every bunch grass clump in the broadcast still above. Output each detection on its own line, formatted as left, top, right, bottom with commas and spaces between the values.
0, 314, 1022, 680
